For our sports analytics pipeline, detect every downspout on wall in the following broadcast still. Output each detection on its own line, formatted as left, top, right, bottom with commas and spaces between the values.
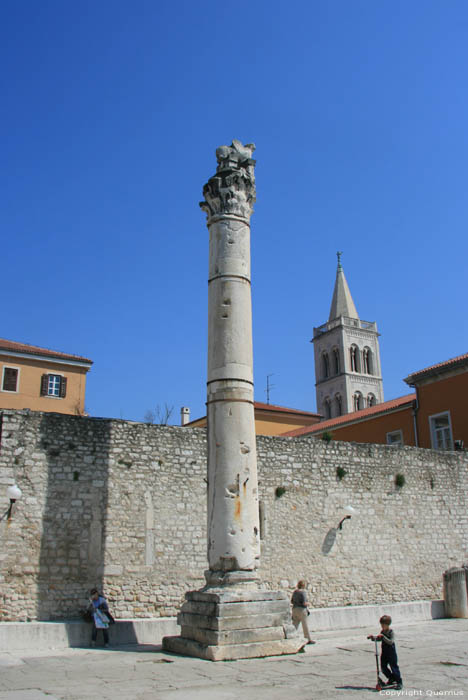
411, 391, 420, 447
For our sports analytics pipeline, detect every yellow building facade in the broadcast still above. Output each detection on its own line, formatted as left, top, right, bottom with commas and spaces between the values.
0, 338, 92, 416
186, 401, 322, 437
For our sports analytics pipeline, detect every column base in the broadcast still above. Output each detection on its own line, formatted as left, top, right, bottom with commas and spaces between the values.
162, 589, 304, 661
162, 635, 305, 661
204, 568, 260, 588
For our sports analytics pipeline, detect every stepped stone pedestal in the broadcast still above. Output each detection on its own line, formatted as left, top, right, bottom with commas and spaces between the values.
163, 589, 304, 661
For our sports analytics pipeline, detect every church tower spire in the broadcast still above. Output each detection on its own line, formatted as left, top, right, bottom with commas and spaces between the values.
312, 254, 384, 419
328, 251, 359, 321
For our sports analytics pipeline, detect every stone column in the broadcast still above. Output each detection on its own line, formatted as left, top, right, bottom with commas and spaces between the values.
443, 567, 468, 618
203, 139, 259, 587
163, 141, 302, 661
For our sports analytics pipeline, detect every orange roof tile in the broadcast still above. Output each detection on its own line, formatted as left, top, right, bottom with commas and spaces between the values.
282, 393, 416, 437
0, 338, 93, 365
185, 401, 321, 427
404, 352, 468, 385
253, 401, 321, 417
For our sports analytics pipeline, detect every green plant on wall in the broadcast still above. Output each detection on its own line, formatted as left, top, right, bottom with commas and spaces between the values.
336, 466, 347, 481
275, 486, 286, 499
322, 431, 333, 443
395, 473, 406, 488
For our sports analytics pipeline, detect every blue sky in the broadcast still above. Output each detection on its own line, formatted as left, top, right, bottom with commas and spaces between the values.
2, 0, 468, 423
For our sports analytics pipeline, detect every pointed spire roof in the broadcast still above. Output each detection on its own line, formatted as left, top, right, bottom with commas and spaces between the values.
328, 252, 359, 321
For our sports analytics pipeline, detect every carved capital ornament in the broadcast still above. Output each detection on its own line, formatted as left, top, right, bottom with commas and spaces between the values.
200, 139, 256, 221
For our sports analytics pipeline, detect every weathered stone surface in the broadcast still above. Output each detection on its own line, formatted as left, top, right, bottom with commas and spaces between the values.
200, 139, 256, 221
162, 140, 283, 661
1, 408, 468, 621
186, 589, 288, 603
443, 567, 468, 618
178, 611, 286, 631
103, 565, 123, 576
162, 635, 305, 661
181, 599, 288, 617
180, 624, 284, 645
203, 140, 261, 585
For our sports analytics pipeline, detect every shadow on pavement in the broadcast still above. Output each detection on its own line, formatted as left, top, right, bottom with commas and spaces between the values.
90, 643, 182, 662
86, 643, 164, 653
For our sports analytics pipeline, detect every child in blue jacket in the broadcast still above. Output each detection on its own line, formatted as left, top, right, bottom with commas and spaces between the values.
88, 588, 112, 648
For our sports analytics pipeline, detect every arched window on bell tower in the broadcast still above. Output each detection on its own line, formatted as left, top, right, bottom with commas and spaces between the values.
335, 393, 342, 416
350, 345, 361, 372
332, 347, 340, 375
324, 397, 332, 419
353, 391, 363, 411
367, 393, 376, 407
363, 347, 373, 375
322, 352, 330, 379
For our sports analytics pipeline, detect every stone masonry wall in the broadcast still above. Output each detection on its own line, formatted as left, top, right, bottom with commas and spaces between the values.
1, 410, 467, 621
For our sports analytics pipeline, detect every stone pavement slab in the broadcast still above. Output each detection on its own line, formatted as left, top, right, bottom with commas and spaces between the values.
0, 694, 61, 700
0, 619, 466, 700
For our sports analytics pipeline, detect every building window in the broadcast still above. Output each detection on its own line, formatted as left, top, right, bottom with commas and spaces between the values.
324, 397, 332, 419
335, 393, 342, 416
2, 367, 19, 392
40, 374, 67, 398
322, 353, 330, 379
367, 393, 376, 407
429, 412, 453, 451
332, 348, 340, 375
387, 430, 403, 446
350, 345, 360, 372
363, 347, 373, 375
353, 391, 363, 411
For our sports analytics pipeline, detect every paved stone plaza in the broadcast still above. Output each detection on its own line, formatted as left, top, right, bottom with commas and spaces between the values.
0, 619, 467, 700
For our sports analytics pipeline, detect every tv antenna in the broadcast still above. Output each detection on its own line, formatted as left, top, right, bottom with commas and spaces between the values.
265, 374, 275, 404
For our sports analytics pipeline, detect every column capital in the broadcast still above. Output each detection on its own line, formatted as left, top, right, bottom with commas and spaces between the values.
200, 140, 256, 221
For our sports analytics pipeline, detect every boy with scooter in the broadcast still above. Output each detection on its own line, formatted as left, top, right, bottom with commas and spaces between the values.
367, 614, 403, 690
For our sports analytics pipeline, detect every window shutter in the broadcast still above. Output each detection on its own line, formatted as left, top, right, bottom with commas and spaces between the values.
59, 376, 67, 398
3, 368, 18, 392
40, 374, 49, 396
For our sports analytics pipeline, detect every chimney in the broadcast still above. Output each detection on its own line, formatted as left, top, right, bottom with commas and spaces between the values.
180, 406, 190, 426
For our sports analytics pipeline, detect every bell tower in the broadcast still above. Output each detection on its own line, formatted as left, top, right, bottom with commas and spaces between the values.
312, 253, 384, 418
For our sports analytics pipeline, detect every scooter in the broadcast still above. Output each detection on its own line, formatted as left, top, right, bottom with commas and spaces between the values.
368, 636, 399, 691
